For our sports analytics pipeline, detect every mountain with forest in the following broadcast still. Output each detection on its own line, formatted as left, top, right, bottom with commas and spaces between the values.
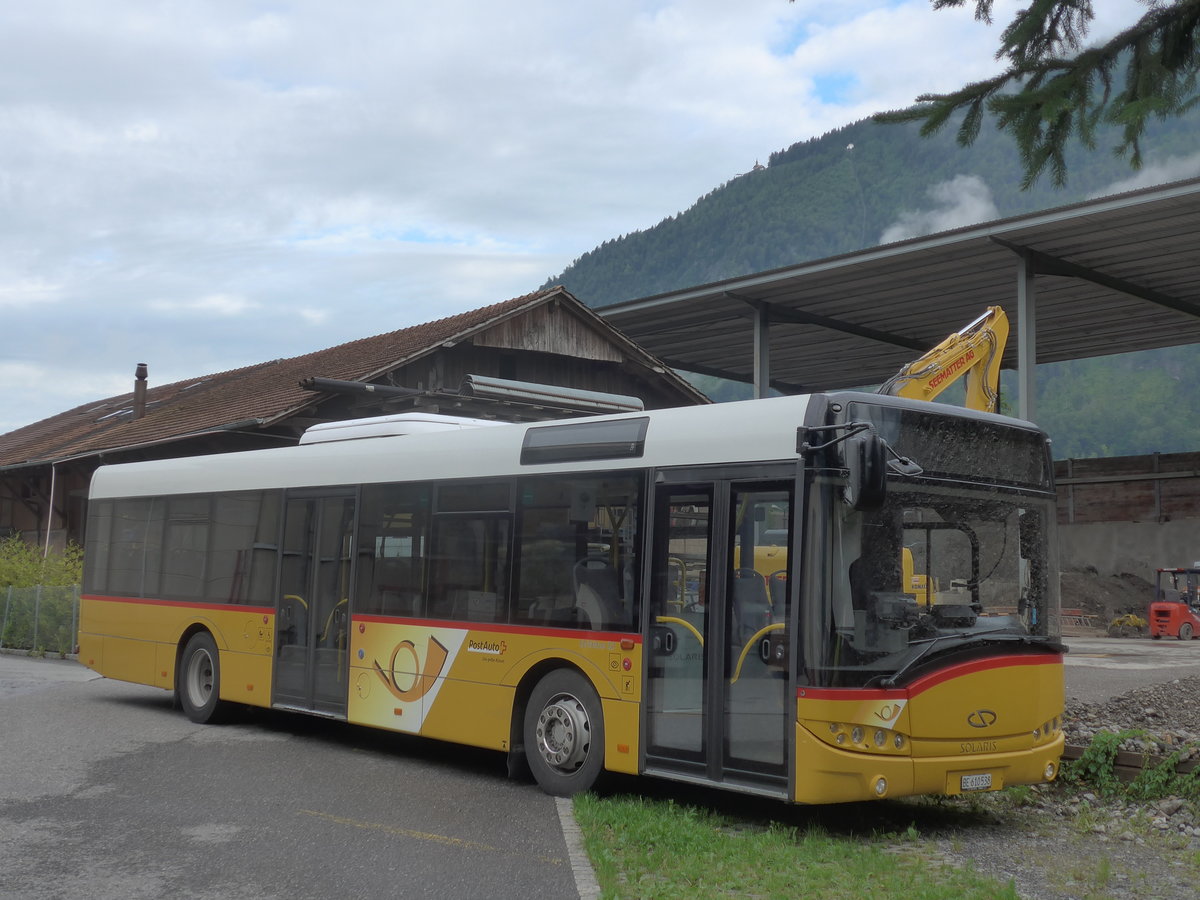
541, 110, 1200, 460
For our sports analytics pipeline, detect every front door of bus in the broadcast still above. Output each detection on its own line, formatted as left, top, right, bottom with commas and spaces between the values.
273, 492, 355, 717
645, 478, 793, 793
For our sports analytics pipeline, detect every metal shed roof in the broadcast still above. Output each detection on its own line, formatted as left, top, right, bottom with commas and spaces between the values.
600, 176, 1200, 420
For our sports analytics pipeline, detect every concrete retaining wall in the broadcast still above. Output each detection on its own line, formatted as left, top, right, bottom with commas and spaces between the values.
1059, 520, 1200, 582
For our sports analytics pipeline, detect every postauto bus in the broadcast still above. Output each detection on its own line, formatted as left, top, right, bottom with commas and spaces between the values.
78, 391, 1064, 801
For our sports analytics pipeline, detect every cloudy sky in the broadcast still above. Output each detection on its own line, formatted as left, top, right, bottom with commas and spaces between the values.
0, 0, 1151, 435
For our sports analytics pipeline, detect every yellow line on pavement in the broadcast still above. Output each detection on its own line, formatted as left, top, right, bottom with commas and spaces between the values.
299, 809, 563, 866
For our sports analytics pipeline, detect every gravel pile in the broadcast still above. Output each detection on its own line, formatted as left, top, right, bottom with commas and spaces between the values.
1062, 674, 1200, 845
1064, 674, 1200, 751
916, 675, 1200, 898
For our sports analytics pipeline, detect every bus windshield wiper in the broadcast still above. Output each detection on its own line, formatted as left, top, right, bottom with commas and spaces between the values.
876, 627, 1017, 688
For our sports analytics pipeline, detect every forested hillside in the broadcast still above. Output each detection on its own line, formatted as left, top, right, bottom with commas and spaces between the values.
545, 113, 1198, 308
542, 110, 1200, 459
1026, 346, 1200, 458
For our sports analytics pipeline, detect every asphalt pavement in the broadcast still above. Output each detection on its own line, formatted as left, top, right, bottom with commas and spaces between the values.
3, 637, 1194, 899
0, 653, 592, 900
1063, 633, 1200, 703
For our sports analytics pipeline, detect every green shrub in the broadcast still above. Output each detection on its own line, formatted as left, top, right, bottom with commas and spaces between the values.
0, 535, 82, 654
0, 534, 83, 588
1063, 729, 1200, 802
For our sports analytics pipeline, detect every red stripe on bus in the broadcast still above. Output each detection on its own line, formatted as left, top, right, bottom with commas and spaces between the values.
797, 653, 1062, 702
80, 594, 275, 616
351, 614, 643, 644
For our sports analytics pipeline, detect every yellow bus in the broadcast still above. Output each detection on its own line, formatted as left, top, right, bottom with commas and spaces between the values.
79, 391, 1064, 801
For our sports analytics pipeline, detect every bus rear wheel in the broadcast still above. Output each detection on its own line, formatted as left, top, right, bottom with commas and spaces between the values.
178, 632, 227, 724
523, 669, 605, 796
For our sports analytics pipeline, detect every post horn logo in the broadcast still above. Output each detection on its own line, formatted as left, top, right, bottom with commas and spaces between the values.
967, 709, 998, 728
374, 637, 449, 702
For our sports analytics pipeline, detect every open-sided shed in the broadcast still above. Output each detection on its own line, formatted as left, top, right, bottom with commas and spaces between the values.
601, 176, 1200, 422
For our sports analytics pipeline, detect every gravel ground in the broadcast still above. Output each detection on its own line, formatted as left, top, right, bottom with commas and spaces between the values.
891, 675, 1200, 900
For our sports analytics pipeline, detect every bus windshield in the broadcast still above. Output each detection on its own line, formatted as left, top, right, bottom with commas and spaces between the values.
802, 402, 1061, 688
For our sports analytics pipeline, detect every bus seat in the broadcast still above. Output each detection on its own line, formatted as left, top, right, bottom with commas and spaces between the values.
768, 570, 788, 608
732, 568, 771, 643
431, 589, 463, 620
379, 589, 420, 617
573, 556, 621, 629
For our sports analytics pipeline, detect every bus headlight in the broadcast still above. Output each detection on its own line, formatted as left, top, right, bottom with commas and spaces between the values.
815, 721, 910, 755
1032, 716, 1062, 745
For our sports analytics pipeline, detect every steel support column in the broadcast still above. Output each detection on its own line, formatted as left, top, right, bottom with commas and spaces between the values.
1016, 254, 1037, 422
753, 303, 770, 399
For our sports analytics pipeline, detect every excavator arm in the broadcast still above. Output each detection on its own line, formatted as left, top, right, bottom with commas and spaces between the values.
877, 306, 1009, 412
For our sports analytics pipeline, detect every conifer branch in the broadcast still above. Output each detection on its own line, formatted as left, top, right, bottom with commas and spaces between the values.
875, 1, 1200, 187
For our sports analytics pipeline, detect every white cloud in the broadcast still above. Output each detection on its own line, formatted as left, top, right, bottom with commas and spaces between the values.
0, 362, 133, 434
0, 277, 64, 307
149, 293, 261, 316
0, 0, 1154, 434
1089, 153, 1200, 199
879, 174, 1000, 243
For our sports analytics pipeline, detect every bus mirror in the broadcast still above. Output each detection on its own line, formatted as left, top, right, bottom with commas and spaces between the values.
844, 433, 887, 510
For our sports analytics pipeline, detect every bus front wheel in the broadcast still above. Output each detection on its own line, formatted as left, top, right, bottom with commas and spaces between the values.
178, 632, 227, 724
523, 669, 605, 796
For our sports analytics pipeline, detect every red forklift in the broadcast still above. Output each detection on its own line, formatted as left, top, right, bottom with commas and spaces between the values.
1150, 567, 1200, 640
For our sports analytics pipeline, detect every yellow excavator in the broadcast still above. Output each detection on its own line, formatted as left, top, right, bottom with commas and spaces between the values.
877, 306, 1009, 412
876, 306, 1010, 605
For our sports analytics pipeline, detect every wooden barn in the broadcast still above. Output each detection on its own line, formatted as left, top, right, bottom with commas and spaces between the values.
0, 288, 707, 550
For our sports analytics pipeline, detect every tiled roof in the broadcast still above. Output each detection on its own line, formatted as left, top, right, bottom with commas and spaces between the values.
1, 288, 628, 469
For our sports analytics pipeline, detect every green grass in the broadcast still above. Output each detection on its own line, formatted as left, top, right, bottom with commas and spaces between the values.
574, 792, 1019, 900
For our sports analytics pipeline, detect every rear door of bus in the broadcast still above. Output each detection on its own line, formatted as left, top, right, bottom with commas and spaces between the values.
273, 490, 356, 716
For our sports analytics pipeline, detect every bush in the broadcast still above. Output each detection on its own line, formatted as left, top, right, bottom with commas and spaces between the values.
0, 534, 83, 588
0, 584, 79, 655
0, 536, 82, 654
1062, 728, 1200, 802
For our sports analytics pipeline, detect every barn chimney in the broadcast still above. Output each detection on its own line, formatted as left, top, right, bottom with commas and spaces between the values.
133, 363, 148, 419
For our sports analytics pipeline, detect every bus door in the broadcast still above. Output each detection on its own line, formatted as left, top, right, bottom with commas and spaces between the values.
645, 476, 794, 793
273, 491, 356, 717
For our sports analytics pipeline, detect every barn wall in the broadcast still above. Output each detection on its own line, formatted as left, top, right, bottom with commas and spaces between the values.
403, 343, 694, 409
473, 301, 624, 363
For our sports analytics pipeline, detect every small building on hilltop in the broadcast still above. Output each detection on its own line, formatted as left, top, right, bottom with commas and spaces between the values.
0, 288, 707, 550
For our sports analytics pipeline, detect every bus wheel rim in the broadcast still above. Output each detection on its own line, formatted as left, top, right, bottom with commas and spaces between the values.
535, 693, 591, 772
186, 650, 214, 707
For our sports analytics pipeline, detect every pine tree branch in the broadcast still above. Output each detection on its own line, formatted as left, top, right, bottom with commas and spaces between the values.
876, 0, 1200, 188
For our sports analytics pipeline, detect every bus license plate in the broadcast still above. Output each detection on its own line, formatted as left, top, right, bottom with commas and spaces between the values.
961, 773, 992, 792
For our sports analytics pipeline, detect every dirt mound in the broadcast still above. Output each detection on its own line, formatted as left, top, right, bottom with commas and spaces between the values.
1060, 567, 1153, 622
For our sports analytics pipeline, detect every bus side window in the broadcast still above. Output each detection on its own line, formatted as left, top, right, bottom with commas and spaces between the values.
83, 500, 114, 595
356, 484, 430, 618
514, 517, 575, 625
514, 473, 641, 631
108, 498, 162, 598
430, 515, 509, 623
